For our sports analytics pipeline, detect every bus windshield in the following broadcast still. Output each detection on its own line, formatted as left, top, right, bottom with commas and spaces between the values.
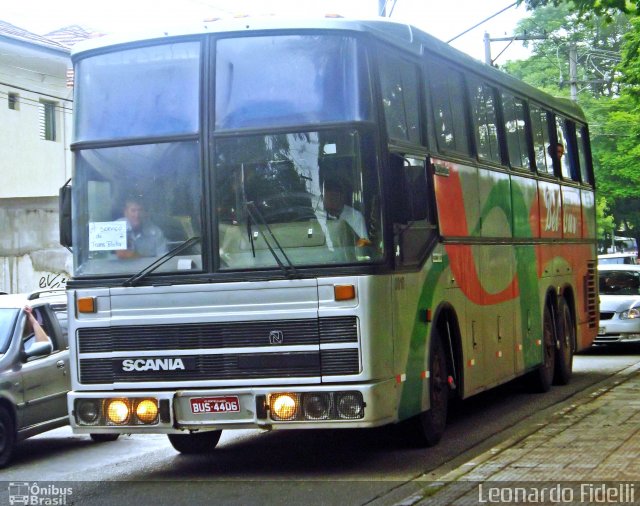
71, 33, 382, 278
216, 128, 383, 269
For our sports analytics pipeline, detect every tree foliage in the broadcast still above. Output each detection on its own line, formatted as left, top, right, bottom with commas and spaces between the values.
519, 0, 638, 19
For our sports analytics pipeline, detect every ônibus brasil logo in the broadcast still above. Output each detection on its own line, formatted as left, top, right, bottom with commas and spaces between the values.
122, 358, 186, 372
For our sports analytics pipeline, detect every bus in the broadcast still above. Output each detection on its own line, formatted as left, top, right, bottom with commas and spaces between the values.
60, 16, 598, 452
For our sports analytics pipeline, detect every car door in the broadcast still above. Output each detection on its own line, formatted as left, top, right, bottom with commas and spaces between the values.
20, 305, 69, 428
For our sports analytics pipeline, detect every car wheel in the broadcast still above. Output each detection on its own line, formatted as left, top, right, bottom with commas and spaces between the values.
404, 330, 449, 447
168, 430, 222, 454
554, 297, 574, 385
527, 301, 556, 393
90, 433, 120, 442
0, 406, 16, 468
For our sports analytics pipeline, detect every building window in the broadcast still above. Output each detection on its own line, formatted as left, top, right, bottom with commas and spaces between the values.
8, 93, 19, 110
40, 100, 57, 141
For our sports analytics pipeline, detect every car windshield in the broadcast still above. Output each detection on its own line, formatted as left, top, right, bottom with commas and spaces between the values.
599, 271, 640, 295
0, 308, 19, 353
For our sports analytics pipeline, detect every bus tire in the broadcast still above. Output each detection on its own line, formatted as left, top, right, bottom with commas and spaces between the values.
90, 433, 120, 442
407, 331, 449, 447
168, 430, 222, 454
554, 297, 574, 385
0, 406, 15, 468
527, 302, 556, 393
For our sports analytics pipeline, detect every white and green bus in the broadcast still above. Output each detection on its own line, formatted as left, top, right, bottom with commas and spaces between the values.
61, 16, 598, 453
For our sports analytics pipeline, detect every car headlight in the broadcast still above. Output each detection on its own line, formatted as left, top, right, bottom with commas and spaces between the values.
621, 308, 640, 319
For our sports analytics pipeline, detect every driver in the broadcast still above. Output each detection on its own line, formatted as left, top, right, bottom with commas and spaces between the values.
322, 178, 368, 241
116, 196, 168, 259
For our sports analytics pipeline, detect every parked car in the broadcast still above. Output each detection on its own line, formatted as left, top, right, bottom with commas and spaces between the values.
597, 252, 638, 265
597, 265, 640, 345
0, 290, 117, 467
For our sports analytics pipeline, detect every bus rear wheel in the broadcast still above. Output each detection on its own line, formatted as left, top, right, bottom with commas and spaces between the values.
527, 301, 556, 393
168, 430, 222, 454
554, 297, 574, 385
407, 331, 449, 447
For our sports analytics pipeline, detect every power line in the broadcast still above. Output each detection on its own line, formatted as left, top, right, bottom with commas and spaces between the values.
447, 2, 517, 44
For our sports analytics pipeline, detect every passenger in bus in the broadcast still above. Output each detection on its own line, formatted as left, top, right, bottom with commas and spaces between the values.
116, 196, 168, 259
23, 305, 53, 352
322, 178, 368, 241
548, 142, 565, 167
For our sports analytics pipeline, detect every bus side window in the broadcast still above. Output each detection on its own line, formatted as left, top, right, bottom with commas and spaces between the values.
469, 78, 501, 164
427, 58, 470, 156
378, 52, 421, 145
576, 125, 593, 185
502, 93, 530, 170
555, 116, 574, 180
530, 105, 553, 176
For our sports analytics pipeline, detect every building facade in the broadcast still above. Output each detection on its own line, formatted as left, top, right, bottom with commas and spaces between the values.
0, 22, 90, 294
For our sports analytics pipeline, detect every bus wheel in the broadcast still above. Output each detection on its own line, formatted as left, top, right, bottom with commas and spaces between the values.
0, 407, 15, 468
90, 433, 120, 442
168, 430, 222, 454
554, 297, 574, 385
408, 331, 449, 447
527, 302, 556, 393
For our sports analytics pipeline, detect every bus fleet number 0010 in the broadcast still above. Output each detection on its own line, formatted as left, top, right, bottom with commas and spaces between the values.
190, 396, 240, 414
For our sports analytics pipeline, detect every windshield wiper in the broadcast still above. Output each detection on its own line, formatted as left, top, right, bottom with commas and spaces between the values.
123, 236, 201, 287
244, 201, 299, 279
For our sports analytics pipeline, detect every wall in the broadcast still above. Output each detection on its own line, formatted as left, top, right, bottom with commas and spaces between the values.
0, 35, 73, 294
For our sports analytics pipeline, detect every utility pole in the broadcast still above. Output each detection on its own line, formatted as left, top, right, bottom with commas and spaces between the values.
483, 32, 547, 66
379, 0, 387, 16
569, 43, 578, 101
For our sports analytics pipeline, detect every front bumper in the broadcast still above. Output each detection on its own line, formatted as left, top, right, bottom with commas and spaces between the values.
68, 379, 397, 434
596, 319, 640, 344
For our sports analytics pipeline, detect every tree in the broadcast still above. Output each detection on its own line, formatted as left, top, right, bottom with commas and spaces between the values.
519, 0, 638, 19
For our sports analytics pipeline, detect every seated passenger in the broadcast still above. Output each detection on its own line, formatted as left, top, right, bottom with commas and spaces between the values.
116, 196, 168, 259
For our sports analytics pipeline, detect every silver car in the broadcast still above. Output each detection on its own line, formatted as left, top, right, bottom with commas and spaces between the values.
597, 265, 640, 344
0, 290, 117, 467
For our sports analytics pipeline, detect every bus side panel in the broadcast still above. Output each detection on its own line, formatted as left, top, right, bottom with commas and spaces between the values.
511, 175, 542, 372
478, 169, 516, 385
581, 189, 596, 241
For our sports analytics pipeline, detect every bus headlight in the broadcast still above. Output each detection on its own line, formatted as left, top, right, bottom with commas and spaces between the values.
135, 399, 159, 424
336, 392, 365, 419
76, 399, 100, 424
270, 393, 299, 420
302, 393, 331, 420
106, 399, 131, 424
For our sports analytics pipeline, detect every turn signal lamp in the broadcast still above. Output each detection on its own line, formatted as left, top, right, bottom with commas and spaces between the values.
135, 399, 159, 424
334, 284, 356, 301
270, 393, 299, 420
106, 399, 130, 424
77, 296, 96, 313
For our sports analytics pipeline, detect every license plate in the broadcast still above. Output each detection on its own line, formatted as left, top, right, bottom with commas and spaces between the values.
190, 396, 240, 414
598, 327, 605, 335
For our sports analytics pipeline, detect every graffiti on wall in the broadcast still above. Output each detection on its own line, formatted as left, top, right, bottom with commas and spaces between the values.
39, 273, 68, 290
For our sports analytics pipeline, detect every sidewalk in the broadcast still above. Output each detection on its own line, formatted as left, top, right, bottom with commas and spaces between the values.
392, 362, 640, 505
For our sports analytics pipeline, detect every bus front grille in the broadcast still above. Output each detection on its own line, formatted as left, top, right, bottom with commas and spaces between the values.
79, 349, 359, 383
77, 317, 360, 384
78, 316, 357, 352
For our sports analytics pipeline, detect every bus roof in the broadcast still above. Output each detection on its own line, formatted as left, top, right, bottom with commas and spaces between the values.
71, 16, 587, 123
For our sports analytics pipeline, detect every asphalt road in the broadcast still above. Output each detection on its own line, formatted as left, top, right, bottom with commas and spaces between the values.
1, 346, 638, 506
